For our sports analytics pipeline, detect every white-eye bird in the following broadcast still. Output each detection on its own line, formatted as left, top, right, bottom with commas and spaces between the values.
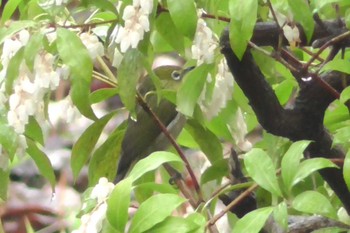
114, 65, 194, 182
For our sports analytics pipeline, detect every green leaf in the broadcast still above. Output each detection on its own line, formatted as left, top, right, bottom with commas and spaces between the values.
0, 111, 18, 159
25, 116, 44, 146
273, 202, 288, 231
293, 158, 338, 187
321, 59, 350, 74
107, 178, 132, 232
185, 120, 223, 164
232, 207, 274, 233
71, 112, 116, 180
177, 64, 212, 117
144, 216, 200, 233
118, 49, 144, 114
90, 88, 119, 104
244, 149, 282, 197
0, 169, 9, 201
340, 86, 350, 103
26, 139, 56, 190
281, 140, 310, 192
292, 191, 337, 219
134, 182, 178, 195
201, 159, 229, 184
228, 0, 258, 59
88, 124, 125, 185
5, 47, 24, 94
23, 33, 44, 71
129, 193, 186, 233
56, 28, 96, 120
287, 0, 314, 43
155, 13, 184, 52
1, 0, 22, 24
344, 150, 350, 191
166, 0, 197, 39
128, 151, 183, 182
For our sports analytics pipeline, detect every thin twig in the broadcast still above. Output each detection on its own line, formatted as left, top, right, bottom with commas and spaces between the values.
136, 93, 203, 203
206, 183, 259, 227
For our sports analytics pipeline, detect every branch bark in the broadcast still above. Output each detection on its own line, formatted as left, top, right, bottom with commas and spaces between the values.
220, 19, 350, 213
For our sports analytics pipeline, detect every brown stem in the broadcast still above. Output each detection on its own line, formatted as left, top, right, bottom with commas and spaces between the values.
136, 93, 203, 202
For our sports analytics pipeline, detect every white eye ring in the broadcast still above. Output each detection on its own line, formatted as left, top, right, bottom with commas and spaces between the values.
171, 70, 181, 80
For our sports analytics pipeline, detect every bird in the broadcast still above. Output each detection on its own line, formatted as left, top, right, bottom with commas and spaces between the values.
114, 65, 194, 183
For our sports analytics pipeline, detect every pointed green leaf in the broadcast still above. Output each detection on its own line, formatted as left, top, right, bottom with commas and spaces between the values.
1, 0, 22, 23
321, 59, 350, 75
292, 191, 337, 219
343, 150, 350, 191
166, 0, 197, 39
118, 49, 144, 114
26, 139, 56, 190
128, 151, 183, 182
24, 33, 44, 71
201, 159, 229, 184
281, 140, 310, 192
294, 158, 338, 187
186, 119, 223, 164
129, 193, 186, 233
88, 124, 125, 185
107, 178, 132, 232
232, 207, 274, 233
177, 64, 212, 117
0, 110, 18, 159
145, 216, 200, 233
71, 112, 116, 180
244, 149, 282, 197
25, 116, 44, 146
5, 47, 24, 94
273, 202, 288, 231
229, 0, 258, 59
56, 28, 96, 120
155, 13, 184, 52
0, 169, 9, 201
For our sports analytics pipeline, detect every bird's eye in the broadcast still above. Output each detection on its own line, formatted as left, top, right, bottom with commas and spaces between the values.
171, 70, 181, 81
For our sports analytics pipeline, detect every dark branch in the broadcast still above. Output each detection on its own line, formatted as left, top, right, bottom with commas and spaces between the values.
220, 19, 350, 213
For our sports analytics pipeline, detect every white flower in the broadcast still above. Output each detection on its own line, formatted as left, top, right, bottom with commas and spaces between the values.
191, 18, 217, 65
59, 96, 81, 124
79, 32, 104, 60
114, 0, 153, 52
228, 108, 252, 152
90, 177, 115, 203
283, 24, 300, 48
199, 59, 234, 120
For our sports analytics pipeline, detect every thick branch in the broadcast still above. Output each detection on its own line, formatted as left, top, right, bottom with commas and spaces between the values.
220, 20, 350, 213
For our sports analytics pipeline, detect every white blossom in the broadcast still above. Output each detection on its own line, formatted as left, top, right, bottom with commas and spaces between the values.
191, 18, 218, 65
199, 59, 234, 120
114, 0, 153, 52
283, 24, 300, 48
59, 96, 81, 124
90, 177, 115, 203
80, 32, 104, 60
73, 177, 115, 233
38, 0, 68, 9
228, 108, 252, 152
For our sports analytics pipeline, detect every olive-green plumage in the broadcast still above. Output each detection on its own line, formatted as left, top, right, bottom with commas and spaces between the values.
114, 65, 192, 183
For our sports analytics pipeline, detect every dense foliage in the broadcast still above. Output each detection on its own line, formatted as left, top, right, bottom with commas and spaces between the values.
1, 0, 350, 232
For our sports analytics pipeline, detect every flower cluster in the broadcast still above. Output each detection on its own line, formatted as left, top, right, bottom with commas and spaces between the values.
73, 178, 115, 233
114, 0, 153, 52
191, 17, 218, 65
199, 59, 234, 120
